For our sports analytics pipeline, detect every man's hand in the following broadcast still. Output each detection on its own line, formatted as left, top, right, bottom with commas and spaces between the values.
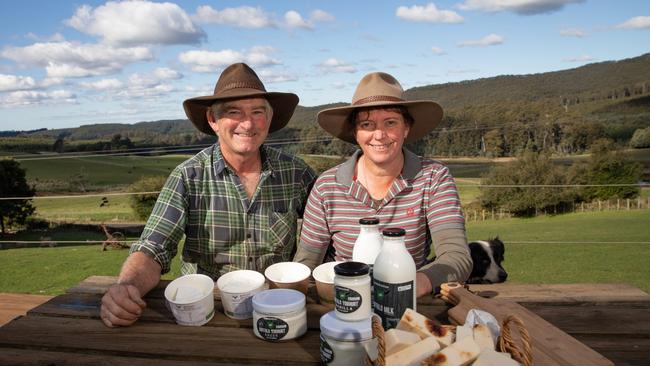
100, 283, 147, 327
416, 272, 433, 298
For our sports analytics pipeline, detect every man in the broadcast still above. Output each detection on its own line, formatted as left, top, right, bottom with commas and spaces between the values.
100, 63, 316, 327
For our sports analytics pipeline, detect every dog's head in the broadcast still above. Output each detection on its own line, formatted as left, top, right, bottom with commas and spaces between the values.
467, 237, 508, 284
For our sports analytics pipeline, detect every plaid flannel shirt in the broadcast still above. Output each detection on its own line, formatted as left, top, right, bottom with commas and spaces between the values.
130, 142, 316, 280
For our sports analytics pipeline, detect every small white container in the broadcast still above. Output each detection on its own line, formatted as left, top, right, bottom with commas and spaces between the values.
164, 274, 215, 326
216, 270, 266, 319
320, 311, 374, 366
333, 261, 371, 322
352, 217, 383, 266
252, 289, 307, 341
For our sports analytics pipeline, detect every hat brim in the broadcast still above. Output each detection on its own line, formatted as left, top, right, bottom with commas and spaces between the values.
183, 89, 299, 135
317, 100, 443, 144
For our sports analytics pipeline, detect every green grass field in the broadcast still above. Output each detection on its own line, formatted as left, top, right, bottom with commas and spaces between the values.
1, 210, 648, 295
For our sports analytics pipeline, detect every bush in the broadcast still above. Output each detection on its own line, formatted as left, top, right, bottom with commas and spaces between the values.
128, 176, 167, 221
479, 152, 574, 216
630, 126, 650, 148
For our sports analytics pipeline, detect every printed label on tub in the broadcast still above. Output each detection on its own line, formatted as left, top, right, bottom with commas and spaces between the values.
372, 279, 414, 329
256, 317, 289, 341
320, 335, 334, 363
334, 285, 362, 314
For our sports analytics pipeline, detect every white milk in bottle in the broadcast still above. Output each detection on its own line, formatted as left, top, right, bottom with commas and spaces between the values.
352, 217, 383, 267
372, 227, 416, 330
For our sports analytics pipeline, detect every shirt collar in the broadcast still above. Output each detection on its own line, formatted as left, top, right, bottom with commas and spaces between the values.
335, 147, 422, 186
212, 142, 274, 177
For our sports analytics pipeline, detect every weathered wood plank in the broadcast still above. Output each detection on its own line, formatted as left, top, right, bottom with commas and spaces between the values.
0, 348, 242, 366
0, 293, 52, 326
466, 283, 650, 303
0, 316, 321, 365
570, 334, 650, 366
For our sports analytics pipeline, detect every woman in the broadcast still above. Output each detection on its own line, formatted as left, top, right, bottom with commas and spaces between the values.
294, 72, 472, 297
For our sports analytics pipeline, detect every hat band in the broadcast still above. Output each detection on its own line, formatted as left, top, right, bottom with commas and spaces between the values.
353, 95, 404, 106
220, 81, 266, 93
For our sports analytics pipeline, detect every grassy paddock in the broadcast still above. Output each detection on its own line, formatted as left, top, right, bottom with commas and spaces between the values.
1, 210, 648, 295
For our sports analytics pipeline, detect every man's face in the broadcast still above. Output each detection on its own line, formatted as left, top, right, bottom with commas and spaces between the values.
207, 98, 272, 160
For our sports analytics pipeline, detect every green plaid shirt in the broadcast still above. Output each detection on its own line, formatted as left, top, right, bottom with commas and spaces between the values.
130, 142, 316, 280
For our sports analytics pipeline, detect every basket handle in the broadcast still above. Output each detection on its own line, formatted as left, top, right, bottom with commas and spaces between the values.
498, 314, 533, 366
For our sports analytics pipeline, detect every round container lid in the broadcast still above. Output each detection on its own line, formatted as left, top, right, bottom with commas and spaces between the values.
252, 288, 305, 314
320, 311, 373, 341
359, 217, 379, 225
334, 261, 369, 276
382, 227, 406, 237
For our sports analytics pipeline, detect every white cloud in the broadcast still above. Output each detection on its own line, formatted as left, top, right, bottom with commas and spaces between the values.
563, 55, 596, 62
311, 9, 335, 22
179, 47, 281, 73
560, 28, 586, 37
193, 5, 275, 28
457, 0, 585, 15
616, 16, 650, 29
285, 11, 313, 29
153, 67, 182, 80
318, 58, 356, 73
1, 41, 153, 78
458, 33, 504, 47
431, 47, 446, 55
1, 89, 76, 107
26, 32, 65, 42
396, 3, 463, 23
65, 1, 204, 46
257, 69, 298, 83
80, 78, 123, 90
0, 74, 36, 92
41, 77, 65, 87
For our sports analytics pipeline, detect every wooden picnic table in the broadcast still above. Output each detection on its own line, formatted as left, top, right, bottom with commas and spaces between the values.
0, 276, 648, 365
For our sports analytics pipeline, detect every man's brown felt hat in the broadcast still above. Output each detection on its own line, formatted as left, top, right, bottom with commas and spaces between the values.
317, 72, 443, 143
183, 63, 299, 135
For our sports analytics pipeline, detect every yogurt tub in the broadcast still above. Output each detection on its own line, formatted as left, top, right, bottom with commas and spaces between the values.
320, 311, 375, 366
252, 289, 307, 341
312, 261, 343, 305
164, 274, 215, 326
216, 270, 266, 320
264, 262, 311, 294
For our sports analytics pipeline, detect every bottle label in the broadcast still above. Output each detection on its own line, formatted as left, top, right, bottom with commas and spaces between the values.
372, 278, 414, 330
320, 335, 334, 363
334, 285, 363, 314
256, 317, 289, 341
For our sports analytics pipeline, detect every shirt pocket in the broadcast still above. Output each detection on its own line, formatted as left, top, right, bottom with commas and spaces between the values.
266, 208, 298, 263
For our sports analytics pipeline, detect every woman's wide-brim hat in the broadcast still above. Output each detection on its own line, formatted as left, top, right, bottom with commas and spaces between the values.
317, 72, 443, 144
183, 63, 299, 135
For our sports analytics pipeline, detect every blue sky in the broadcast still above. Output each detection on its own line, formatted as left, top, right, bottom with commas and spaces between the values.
0, 0, 648, 131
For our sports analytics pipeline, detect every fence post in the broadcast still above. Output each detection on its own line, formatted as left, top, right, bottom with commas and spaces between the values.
627, 198, 630, 210
598, 200, 602, 211
482, 210, 486, 221
617, 199, 620, 211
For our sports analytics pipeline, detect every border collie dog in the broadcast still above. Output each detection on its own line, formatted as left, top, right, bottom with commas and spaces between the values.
466, 237, 508, 284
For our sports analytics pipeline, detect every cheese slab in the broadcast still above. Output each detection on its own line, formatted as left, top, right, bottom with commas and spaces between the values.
385, 336, 441, 366
472, 349, 521, 366
396, 308, 455, 347
455, 324, 472, 342
473, 324, 495, 351
421, 337, 480, 366
385, 328, 421, 355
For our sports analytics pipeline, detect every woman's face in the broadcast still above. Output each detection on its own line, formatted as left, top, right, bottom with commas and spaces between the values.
354, 108, 410, 166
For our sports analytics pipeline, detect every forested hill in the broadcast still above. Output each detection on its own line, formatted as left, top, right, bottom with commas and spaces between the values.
5, 53, 650, 157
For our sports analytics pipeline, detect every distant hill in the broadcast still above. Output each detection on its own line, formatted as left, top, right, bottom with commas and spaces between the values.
4, 53, 649, 157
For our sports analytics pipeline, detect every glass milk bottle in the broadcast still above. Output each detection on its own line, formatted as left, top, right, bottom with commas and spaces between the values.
352, 217, 383, 267
372, 227, 416, 330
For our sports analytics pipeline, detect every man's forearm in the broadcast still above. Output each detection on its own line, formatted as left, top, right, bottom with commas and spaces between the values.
117, 251, 163, 296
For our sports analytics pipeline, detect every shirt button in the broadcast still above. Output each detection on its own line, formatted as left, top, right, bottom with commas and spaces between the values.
246, 232, 252, 239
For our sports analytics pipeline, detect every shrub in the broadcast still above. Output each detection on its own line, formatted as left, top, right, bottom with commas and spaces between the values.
128, 176, 167, 221
630, 126, 650, 148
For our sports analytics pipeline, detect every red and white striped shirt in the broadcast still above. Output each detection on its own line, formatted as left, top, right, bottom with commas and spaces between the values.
299, 149, 466, 268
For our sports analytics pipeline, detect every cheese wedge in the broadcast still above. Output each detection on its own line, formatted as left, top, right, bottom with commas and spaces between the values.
455, 324, 472, 342
473, 324, 495, 351
385, 336, 441, 366
396, 308, 455, 347
385, 328, 422, 355
421, 337, 481, 366
472, 349, 521, 366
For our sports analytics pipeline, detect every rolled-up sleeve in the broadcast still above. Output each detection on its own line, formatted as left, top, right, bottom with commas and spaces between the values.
129, 167, 188, 274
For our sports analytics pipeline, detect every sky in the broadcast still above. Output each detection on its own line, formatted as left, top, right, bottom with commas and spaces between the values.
0, 0, 648, 131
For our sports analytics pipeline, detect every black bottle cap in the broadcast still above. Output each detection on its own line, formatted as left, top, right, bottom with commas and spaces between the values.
382, 228, 406, 237
359, 217, 379, 225
334, 261, 369, 276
